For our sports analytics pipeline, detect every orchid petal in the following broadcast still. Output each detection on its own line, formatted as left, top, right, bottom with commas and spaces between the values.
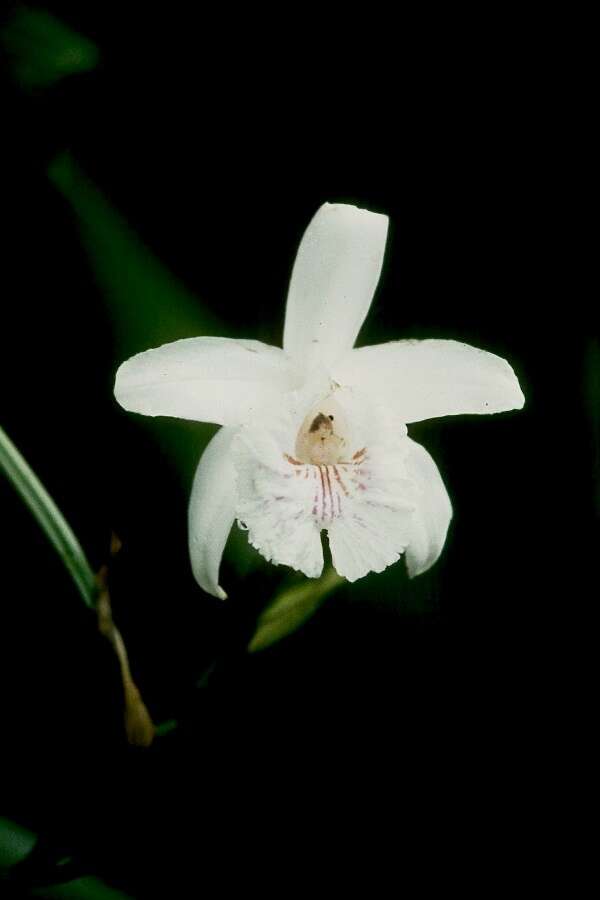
327, 499, 413, 583
234, 427, 325, 579
334, 339, 524, 423
115, 337, 296, 426
234, 387, 414, 583
403, 438, 452, 577
325, 401, 415, 581
188, 426, 238, 599
283, 203, 389, 371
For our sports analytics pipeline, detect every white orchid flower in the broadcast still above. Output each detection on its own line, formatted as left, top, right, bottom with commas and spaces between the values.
115, 203, 524, 599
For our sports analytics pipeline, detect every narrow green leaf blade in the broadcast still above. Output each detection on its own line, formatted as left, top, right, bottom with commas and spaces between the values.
0, 425, 97, 608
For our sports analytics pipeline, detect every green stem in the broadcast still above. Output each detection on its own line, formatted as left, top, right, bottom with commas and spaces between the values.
0, 425, 97, 608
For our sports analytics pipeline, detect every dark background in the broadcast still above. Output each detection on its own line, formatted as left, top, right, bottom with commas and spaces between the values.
1, 4, 595, 895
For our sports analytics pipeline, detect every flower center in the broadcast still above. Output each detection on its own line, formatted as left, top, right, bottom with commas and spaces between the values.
294, 398, 349, 465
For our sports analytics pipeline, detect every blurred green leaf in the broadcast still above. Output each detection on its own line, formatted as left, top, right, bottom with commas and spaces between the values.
48, 152, 222, 358
249, 567, 343, 652
1, 7, 99, 89
48, 152, 261, 575
0, 424, 97, 608
154, 718, 178, 737
0, 818, 133, 899
48, 151, 218, 478
0, 815, 35, 867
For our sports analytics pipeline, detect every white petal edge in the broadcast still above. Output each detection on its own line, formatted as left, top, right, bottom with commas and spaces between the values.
283, 203, 389, 371
404, 438, 453, 578
334, 339, 525, 424
233, 427, 325, 580
115, 337, 297, 426
188, 426, 238, 599
327, 501, 413, 583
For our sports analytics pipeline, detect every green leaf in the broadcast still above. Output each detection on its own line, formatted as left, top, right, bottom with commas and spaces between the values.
1, 8, 99, 89
249, 567, 344, 653
0, 817, 133, 898
48, 152, 222, 359
0, 425, 97, 609
47, 153, 261, 575
0, 815, 35, 868
154, 718, 178, 737
48, 152, 219, 478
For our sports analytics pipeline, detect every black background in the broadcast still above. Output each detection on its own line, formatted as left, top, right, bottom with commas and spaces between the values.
1, 4, 594, 894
